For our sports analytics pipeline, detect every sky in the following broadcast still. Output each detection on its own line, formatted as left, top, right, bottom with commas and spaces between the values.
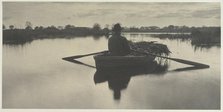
3, 2, 221, 28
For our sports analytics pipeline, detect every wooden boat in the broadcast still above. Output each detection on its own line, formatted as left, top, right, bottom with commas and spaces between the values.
93, 53, 156, 69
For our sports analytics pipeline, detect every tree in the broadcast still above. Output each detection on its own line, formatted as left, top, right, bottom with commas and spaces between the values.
180, 25, 189, 32
39, 26, 44, 30
25, 21, 33, 30
57, 26, 63, 30
129, 26, 139, 32
93, 23, 101, 31
167, 25, 174, 32
9, 25, 14, 30
49, 25, 57, 29
65, 24, 75, 29
140, 27, 145, 30
149, 26, 160, 31
34, 26, 39, 30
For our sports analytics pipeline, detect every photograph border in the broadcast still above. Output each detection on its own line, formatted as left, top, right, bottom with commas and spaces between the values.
0, 0, 222, 111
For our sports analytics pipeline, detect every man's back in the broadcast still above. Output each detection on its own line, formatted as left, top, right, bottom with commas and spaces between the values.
108, 35, 130, 56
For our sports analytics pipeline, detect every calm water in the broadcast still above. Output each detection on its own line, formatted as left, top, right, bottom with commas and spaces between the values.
2, 33, 220, 109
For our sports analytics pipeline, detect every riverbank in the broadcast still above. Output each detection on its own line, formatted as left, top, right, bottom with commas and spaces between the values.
3, 26, 220, 47
150, 27, 220, 47
3, 27, 109, 44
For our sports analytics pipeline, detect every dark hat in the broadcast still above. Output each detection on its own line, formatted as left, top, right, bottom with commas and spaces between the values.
112, 23, 122, 32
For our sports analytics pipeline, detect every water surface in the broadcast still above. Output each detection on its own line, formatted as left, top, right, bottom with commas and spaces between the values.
2, 33, 220, 109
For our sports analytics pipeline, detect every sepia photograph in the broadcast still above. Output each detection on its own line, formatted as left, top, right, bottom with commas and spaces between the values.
2, 0, 221, 110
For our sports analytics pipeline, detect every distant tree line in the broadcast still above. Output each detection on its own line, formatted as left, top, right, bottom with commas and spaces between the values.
122, 25, 220, 33
2, 22, 221, 46
3, 22, 109, 44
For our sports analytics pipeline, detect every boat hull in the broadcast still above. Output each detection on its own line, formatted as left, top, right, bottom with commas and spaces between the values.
94, 54, 155, 69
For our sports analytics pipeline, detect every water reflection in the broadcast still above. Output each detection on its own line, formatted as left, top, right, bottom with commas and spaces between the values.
62, 56, 168, 100
172, 66, 210, 72
3, 40, 33, 46
62, 56, 210, 100
3, 32, 220, 108
92, 35, 101, 40
192, 43, 221, 52
94, 61, 168, 100
3, 33, 220, 51
62, 57, 96, 69
3, 35, 107, 46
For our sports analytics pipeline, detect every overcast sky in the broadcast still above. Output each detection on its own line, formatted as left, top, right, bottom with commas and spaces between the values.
3, 2, 221, 28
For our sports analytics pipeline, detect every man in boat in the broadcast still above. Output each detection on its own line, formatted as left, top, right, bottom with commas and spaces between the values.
108, 23, 131, 56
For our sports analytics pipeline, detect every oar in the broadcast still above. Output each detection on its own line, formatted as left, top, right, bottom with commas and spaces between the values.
62, 57, 96, 68
62, 50, 108, 60
131, 49, 210, 68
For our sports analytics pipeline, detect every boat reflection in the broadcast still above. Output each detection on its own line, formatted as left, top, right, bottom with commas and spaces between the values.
62, 57, 96, 68
62, 57, 209, 100
172, 66, 209, 72
94, 61, 168, 100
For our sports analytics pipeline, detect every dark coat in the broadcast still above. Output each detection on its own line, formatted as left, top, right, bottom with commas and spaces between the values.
108, 35, 130, 56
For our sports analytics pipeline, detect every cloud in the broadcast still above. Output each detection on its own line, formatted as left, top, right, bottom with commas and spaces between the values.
153, 7, 220, 19
155, 12, 184, 18
96, 9, 114, 15
3, 2, 221, 27
74, 12, 98, 18
191, 8, 220, 18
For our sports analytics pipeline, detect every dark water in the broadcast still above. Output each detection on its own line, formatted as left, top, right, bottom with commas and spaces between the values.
2, 33, 220, 109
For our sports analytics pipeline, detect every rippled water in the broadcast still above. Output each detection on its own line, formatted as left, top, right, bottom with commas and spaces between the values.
2, 33, 220, 109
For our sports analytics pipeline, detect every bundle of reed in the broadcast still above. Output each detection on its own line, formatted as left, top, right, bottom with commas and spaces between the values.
129, 41, 171, 56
